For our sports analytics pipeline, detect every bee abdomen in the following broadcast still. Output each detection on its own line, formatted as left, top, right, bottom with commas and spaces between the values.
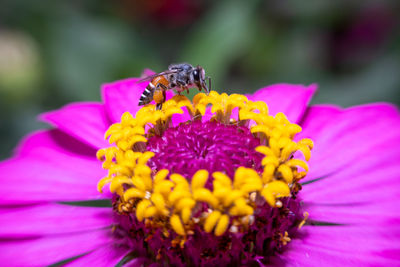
138, 84, 155, 106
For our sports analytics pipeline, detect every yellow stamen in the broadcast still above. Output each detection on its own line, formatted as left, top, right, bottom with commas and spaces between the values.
136, 199, 152, 221
261, 180, 291, 207
204, 210, 221, 233
215, 214, 230, 236
97, 177, 112, 193
191, 170, 209, 190
170, 214, 186, 236
298, 211, 309, 229
193, 188, 218, 208
124, 187, 145, 199
280, 231, 291, 246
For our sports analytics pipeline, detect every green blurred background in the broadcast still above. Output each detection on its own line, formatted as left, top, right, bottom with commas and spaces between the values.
1, 0, 399, 159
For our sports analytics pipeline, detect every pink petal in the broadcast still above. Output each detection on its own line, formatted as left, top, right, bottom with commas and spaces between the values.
281, 241, 398, 266
280, 225, 400, 266
277, 242, 359, 266
248, 83, 317, 123
301, 143, 400, 203
65, 243, 130, 267
0, 204, 113, 238
124, 258, 146, 267
298, 103, 400, 181
296, 104, 342, 141
0, 156, 106, 204
101, 78, 147, 123
141, 68, 156, 77
16, 129, 96, 158
305, 201, 400, 226
171, 106, 192, 126
0, 130, 108, 204
0, 229, 112, 266
278, 103, 400, 266
40, 102, 110, 149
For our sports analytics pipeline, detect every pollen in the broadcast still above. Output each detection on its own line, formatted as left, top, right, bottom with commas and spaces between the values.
97, 91, 313, 239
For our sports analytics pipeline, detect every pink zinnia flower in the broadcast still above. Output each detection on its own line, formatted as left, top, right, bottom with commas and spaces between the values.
1, 72, 399, 266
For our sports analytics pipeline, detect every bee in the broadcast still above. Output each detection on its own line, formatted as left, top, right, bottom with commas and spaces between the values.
138, 63, 211, 109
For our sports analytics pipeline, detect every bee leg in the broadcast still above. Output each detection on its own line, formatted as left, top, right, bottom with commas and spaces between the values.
159, 84, 168, 102
180, 86, 188, 94
154, 84, 168, 110
176, 84, 189, 95
162, 87, 166, 101
158, 83, 168, 94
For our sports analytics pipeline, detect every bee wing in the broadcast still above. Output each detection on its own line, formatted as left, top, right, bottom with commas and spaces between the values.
136, 70, 179, 83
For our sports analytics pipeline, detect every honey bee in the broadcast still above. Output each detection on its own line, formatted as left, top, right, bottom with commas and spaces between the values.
138, 63, 211, 109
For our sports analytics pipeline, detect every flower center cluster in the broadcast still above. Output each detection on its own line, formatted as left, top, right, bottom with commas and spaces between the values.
96, 92, 313, 265
147, 120, 263, 181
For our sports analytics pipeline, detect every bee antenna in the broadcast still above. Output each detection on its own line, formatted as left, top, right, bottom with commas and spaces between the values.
206, 76, 211, 94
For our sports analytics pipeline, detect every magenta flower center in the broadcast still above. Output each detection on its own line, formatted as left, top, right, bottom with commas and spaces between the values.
146, 121, 264, 180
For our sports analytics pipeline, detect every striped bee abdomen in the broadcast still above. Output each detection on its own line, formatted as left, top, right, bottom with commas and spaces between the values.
138, 83, 155, 106
138, 75, 170, 106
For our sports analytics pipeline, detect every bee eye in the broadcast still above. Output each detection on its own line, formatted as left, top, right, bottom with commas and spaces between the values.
193, 70, 200, 81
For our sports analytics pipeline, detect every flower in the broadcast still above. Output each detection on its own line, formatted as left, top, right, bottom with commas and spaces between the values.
1, 74, 400, 266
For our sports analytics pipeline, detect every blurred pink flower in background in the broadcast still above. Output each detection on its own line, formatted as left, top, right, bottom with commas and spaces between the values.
120, 0, 204, 27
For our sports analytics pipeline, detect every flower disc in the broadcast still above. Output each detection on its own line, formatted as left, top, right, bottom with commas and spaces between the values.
147, 120, 263, 181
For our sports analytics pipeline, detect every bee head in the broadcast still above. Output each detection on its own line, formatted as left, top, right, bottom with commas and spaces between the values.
194, 66, 210, 94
